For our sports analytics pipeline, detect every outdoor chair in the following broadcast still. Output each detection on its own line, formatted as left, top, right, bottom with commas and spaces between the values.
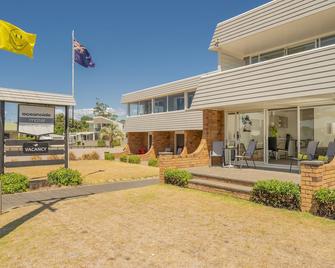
278, 134, 291, 159
235, 140, 257, 169
289, 141, 319, 172
268, 137, 277, 159
209, 141, 225, 167
318, 141, 335, 163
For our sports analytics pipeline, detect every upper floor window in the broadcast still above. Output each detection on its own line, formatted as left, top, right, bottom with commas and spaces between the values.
320, 35, 335, 47
187, 91, 195, 108
287, 42, 315, 55
128, 102, 138, 116
243, 57, 250, 65
139, 100, 152, 115
250, 55, 259, 64
168, 93, 184, 111
260, 49, 285, 62
154, 97, 167, 113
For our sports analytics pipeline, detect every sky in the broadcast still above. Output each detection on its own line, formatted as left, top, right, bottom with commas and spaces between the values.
1, 0, 268, 119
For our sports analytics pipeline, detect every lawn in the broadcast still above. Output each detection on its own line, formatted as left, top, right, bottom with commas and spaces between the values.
6, 160, 159, 184
0, 185, 334, 267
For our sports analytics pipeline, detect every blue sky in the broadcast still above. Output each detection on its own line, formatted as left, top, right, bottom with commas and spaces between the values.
1, 0, 268, 117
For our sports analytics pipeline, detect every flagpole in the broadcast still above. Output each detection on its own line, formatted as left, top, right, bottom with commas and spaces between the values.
72, 30, 75, 122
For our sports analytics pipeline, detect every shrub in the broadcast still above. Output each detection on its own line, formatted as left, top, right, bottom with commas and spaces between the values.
314, 188, 335, 219
128, 155, 141, 164
0, 173, 29, 194
104, 152, 115, 160
82, 151, 100, 160
148, 158, 159, 167
112, 139, 121, 147
47, 168, 82, 186
251, 180, 300, 210
164, 168, 192, 187
120, 154, 128, 163
97, 139, 106, 147
69, 151, 77, 161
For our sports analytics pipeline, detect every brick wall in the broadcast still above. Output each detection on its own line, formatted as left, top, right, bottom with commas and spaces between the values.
127, 132, 148, 154
184, 130, 202, 154
152, 131, 174, 154
159, 110, 224, 181
300, 159, 335, 212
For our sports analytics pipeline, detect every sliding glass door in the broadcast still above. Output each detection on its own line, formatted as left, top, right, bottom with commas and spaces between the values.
267, 108, 298, 165
226, 111, 264, 161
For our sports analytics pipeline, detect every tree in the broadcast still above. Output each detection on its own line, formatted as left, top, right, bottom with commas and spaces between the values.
55, 113, 65, 135
80, 115, 93, 122
100, 123, 124, 147
93, 98, 118, 120
54, 113, 89, 135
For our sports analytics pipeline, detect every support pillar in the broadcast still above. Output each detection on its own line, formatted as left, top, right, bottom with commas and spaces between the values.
0, 101, 5, 174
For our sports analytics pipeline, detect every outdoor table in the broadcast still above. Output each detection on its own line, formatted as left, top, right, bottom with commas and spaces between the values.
224, 146, 237, 168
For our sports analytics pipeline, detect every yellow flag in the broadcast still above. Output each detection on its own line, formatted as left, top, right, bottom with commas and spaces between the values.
0, 20, 37, 58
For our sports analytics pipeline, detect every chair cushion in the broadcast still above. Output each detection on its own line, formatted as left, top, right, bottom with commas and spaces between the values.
298, 153, 308, 160
318, 155, 328, 162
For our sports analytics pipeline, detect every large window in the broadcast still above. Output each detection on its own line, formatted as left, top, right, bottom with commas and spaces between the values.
138, 100, 152, 115
187, 91, 195, 108
260, 49, 285, 62
168, 93, 184, 111
128, 102, 138, 116
287, 42, 315, 55
320, 35, 335, 47
154, 97, 167, 113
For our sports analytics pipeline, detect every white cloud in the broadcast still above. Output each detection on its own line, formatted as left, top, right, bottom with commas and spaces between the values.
74, 107, 126, 120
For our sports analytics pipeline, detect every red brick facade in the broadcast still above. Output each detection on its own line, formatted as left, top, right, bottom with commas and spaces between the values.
159, 110, 224, 181
300, 160, 335, 212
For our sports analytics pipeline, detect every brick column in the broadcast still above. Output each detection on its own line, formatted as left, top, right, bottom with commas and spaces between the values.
300, 160, 335, 212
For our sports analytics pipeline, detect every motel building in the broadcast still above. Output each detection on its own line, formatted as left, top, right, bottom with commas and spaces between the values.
122, 0, 335, 172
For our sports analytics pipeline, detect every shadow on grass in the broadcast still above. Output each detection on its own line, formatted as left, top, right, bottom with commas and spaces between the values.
0, 193, 93, 239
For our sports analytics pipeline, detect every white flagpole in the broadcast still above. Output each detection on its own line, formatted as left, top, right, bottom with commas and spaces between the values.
72, 30, 75, 121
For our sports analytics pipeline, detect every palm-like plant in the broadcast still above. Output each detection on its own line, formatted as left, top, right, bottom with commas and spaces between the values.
100, 123, 124, 147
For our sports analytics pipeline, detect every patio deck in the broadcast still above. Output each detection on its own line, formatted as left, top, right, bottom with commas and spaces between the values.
188, 166, 300, 185
187, 166, 300, 197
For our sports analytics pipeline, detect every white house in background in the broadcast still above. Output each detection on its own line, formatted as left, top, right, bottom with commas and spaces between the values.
122, 0, 335, 168
70, 116, 124, 146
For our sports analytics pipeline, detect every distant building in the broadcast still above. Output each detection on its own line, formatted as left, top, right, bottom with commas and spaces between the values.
70, 116, 124, 146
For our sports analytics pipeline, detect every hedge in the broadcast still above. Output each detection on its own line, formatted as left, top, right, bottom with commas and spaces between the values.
104, 152, 115, 161
164, 169, 192, 187
128, 155, 141, 164
148, 158, 159, 167
0, 173, 29, 194
47, 168, 82, 186
120, 154, 128, 163
314, 188, 335, 219
251, 180, 300, 210
97, 139, 106, 147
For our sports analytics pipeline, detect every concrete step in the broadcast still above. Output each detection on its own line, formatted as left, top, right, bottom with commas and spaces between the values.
189, 178, 252, 195
190, 172, 255, 187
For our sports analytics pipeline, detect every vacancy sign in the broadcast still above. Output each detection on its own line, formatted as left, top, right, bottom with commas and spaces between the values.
18, 105, 55, 136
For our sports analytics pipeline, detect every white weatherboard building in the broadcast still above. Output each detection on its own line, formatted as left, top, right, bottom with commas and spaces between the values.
70, 116, 124, 146
122, 0, 335, 168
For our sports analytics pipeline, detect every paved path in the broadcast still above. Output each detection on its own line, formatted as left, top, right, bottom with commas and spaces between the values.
1, 178, 159, 212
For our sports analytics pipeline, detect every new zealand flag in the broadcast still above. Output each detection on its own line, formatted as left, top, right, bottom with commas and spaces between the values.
74, 40, 95, 68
